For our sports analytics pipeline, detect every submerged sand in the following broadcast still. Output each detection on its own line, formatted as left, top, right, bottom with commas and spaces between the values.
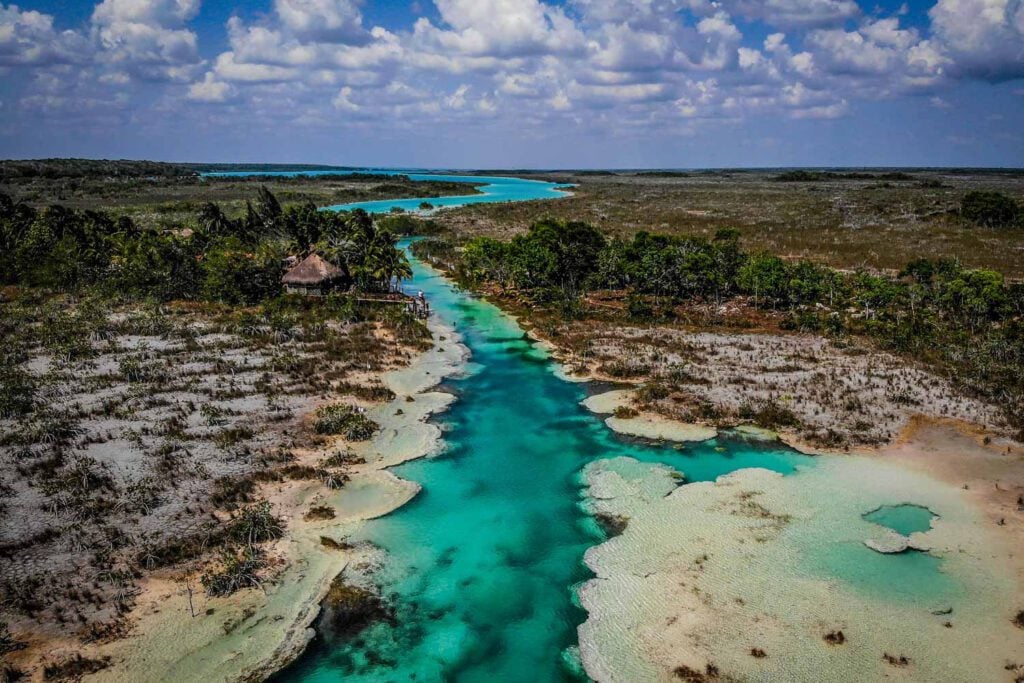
74, 315, 468, 683
578, 424, 1024, 682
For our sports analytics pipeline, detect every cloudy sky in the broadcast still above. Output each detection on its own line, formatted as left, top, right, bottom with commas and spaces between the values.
1, 0, 1022, 167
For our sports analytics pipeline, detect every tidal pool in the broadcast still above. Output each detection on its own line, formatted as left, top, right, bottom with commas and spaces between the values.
273, 245, 813, 682
864, 503, 937, 536
202, 168, 572, 213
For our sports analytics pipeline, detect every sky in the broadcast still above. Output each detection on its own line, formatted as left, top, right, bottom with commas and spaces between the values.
0, 0, 1022, 168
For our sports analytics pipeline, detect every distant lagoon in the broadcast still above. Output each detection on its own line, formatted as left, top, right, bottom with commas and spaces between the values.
201, 169, 574, 213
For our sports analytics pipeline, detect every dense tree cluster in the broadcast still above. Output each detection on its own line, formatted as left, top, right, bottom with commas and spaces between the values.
459, 219, 607, 302
422, 220, 1024, 429
960, 191, 1021, 228
774, 170, 915, 182
0, 188, 411, 304
0, 158, 195, 180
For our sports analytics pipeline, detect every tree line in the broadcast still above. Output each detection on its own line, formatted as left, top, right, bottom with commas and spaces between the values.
0, 158, 195, 180
0, 187, 411, 304
418, 219, 1024, 430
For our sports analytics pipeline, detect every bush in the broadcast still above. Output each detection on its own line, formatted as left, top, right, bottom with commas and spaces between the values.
227, 501, 284, 547
961, 191, 1021, 228
135, 526, 226, 569
210, 475, 256, 508
637, 382, 670, 402
599, 360, 651, 379
201, 237, 285, 305
0, 363, 35, 418
625, 291, 654, 320
201, 547, 267, 597
739, 401, 801, 429
613, 406, 639, 418
0, 621, 25, 655
313, 405, 379, 440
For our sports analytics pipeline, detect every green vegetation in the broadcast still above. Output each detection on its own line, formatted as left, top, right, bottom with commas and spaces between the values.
459, 218, 606, 301
0, 177, 435, 654
0, 160, 480, 232
201, 547, 269, 597
313, 405, 379, 440
775, 170, 914, 182
442, 169, 1024, 278
0, 186, 412, 300
960, 191, 1021, 228
0, 158, 193, 180
417, 221, 1024, 431
227, 501, 284, 547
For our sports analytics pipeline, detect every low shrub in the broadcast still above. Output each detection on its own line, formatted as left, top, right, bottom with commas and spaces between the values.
613, 406, 639, 419
961, 191, 1021, 228
738, 401, 800, 429
210, 475, 255, 508
637, 382, 670, 402
227, 501, 284, 547
43, 655, 110, 681
201, 547, 267, 597
313, 405, 379, 441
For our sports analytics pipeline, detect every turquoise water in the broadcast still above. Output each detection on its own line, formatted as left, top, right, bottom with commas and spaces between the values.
864, 503, 937, 536
201, 168, 572, 214
806, 540, 956, 604
273, 246, 814, 682
797, 504, 951, 605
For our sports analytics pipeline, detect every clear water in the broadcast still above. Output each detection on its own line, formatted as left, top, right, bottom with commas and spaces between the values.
863, 503, 937, 536
806, 539, 957, 604
273, 245, 815, 682
201, 168, 572, 214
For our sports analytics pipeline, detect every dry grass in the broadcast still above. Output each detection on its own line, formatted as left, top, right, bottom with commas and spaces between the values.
441, 170, 1024, 278
1, 174, 481, 230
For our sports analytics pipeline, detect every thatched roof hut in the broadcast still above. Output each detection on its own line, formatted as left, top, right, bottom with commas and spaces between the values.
282, 253, 351, 295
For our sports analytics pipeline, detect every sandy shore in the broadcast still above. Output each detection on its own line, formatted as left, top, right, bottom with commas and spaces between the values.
43, 315, 469, 683
507, 291, 1024, 682
543, 323, 1009, 449
576, 416, 1024, 682
582, 389, 718, 442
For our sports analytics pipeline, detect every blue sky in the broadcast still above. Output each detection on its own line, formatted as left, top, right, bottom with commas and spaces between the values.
1, 0, 1022, 168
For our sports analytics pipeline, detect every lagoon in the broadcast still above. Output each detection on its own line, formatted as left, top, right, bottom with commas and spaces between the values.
267, 190, 1003, 682
273, 246, 817, 682
202, 169, 572, 214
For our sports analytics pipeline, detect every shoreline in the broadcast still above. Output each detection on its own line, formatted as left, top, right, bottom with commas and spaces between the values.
575, 388, 1024, 681
33, 262, 1020, 682
398, 261, 1024, 682
44, 312, 469, 683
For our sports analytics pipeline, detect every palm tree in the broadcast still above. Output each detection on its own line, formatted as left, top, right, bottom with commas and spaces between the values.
198, 202, 235, 238
363, 229, 411, 291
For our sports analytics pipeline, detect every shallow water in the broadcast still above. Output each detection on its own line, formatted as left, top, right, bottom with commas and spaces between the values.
274, 247, 815, 682
202, 168, 572, 213
864, 503, 937, 536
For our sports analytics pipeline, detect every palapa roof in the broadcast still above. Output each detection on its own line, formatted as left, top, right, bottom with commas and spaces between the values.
282, 253, 348, 285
